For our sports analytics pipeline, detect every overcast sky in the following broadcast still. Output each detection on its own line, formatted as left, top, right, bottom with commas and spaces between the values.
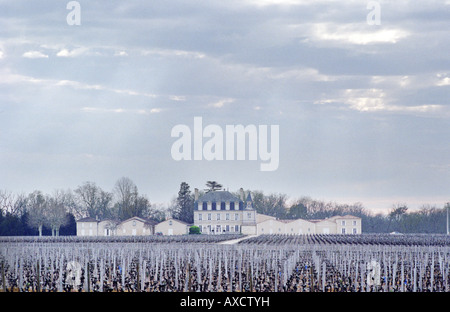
1, 0, 449, 214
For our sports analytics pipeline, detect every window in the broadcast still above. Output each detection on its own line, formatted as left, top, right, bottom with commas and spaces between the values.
169, 220, 172, 226
199, 213, 202, 221
341, 220, 346, 226
235, 213, 239, 221
235, 225, 240, 232
341, 228, 346, 234
353, 228, 357, 234
226, 213, 230, 220
247, 212, 252, 219
217, 213, 221, 221
353, 220, 357, 226
208, 213, 211, 220
132, 220, 136, 226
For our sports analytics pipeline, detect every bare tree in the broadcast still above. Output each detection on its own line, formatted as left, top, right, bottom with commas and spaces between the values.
251, 190, 288, 218
0, 190, 18, 216
26, 191, 47, 236
388, 203, 408, 233
114, 177, 136, 212
113, 177, 151, 220
13, 193, 28, 217
150, 202, 170, 223
74, 181, 113, 219
46, 190, 72, 236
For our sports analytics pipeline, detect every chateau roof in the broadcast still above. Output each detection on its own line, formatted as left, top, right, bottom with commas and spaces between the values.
197, 190, 242, 203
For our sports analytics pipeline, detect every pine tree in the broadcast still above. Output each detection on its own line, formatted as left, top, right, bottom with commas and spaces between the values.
175, 182, 194, 224
205, 181, 222, 193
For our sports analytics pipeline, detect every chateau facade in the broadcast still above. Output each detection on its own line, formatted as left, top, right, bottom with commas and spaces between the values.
194, 188, 257, 235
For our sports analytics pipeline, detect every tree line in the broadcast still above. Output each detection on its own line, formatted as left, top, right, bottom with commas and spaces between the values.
1, 179, 449, 235
252, 194, 449, 234
0, 177, 166, 236
161, 181, 450, 234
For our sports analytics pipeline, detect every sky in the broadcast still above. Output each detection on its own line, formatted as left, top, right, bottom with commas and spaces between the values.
0, 0, 449, 215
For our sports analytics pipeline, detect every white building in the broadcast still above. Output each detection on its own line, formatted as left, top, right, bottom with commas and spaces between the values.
327, 215, 362, 234
193, 188, 257, 235
116, 216, 157, 236
155, 218, 190, 235
76, 217, 99, 236
256, 214, 362, 235
76, 216, 157, 236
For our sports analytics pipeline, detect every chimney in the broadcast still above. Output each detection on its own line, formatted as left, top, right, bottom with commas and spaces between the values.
240, 188, 244, 201
195, 188, 199, 201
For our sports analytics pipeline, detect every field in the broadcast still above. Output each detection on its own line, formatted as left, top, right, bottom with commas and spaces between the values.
1, 234, 449, 292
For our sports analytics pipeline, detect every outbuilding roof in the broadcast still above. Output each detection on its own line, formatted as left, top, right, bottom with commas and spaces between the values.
76, 217, 98, 223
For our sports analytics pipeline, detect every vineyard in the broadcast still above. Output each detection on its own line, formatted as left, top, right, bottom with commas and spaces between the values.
1, 234, 449, 292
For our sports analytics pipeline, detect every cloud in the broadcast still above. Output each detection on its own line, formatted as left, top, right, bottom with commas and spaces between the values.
316, 88, 447, 115
436, 74, 450, 87
81, 107, 162, 114
245, 0, 304, 6
1, 0, 449, 211
208, 98, 235, 108
141, 48, 206, 59
56, 47, 88, 57
0, 69, 47, 85
170, 95, 186, 101
114, 51, 128, 57
22, 51, 48, 59
310, 23, 410, 45
268, 67, 335, 82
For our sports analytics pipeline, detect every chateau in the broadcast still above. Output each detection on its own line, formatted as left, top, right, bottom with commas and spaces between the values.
193, 188, 257, 235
